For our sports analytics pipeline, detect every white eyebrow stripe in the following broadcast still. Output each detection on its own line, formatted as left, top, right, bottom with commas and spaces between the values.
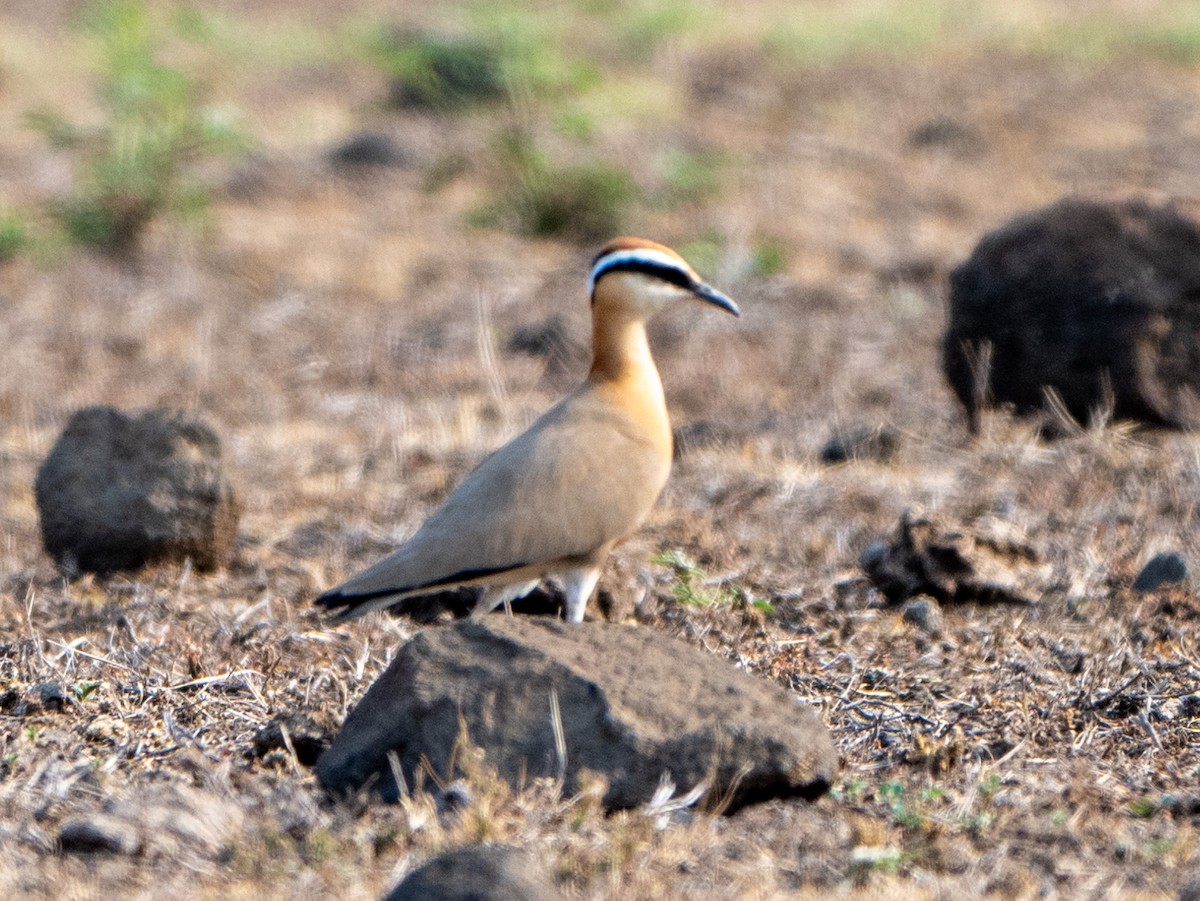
588, 248, 691, 294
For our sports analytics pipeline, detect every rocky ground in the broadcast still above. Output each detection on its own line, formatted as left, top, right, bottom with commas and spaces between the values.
2, 1, 1200, 898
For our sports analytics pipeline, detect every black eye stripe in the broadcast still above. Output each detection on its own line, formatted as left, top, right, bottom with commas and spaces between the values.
594, 259, 694, 291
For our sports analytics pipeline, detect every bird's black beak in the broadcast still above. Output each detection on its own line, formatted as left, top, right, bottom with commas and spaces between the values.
690, 280, 740, 316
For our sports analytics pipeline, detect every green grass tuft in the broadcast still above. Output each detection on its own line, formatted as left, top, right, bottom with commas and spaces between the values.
765, 2, 948, 67
658, 150, 726, 205
521, 164, 634, 239
27, 0, 247, 255
750, 238, 787, 277
371, 29, 507, 111
488, 129, 637, 240
0, 213, 27, 264
651, 548, 767, 610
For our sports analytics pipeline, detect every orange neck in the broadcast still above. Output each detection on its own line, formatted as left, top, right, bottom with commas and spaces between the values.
588, 306, 654, 384
586, 302, 670, 456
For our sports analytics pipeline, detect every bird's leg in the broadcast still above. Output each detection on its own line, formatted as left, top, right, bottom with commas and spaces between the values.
561, 567, 601, 623
471, 580, 540, 619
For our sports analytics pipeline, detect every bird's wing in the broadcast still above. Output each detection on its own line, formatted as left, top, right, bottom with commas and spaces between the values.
316, 391, 671, 605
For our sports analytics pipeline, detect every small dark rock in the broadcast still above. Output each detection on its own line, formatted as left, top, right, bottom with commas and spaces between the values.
317, 619, 836, 812
900, 597, 943, 637
34, 681, 68, 712
329, 132, 408, 169
0, 687, 21, 714
819, 424, 899, 464
35, 406, 240, 573
859, 541, 888, 572
1181, 876, 1200, 901
1164, 795, 1200, 819
435, 781, 473, 816
1132, 551, 1188, 592
1050, 644, 1086, 675
909, 116, 985, 157
251, 713, 330, 767
58, 816, 142, 855
972, 738, 1015, 762
385, 845, 554, 901
944, 197, 1200, 433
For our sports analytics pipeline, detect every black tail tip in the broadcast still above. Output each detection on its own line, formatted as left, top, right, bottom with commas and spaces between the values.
313, 590, 355, 616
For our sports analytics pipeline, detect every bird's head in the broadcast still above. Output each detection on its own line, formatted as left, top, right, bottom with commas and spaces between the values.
588, 237, 740, 318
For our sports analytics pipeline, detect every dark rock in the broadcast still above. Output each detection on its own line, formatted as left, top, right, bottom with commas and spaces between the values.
899, 597, 944, 637
862, 512, 1050, 606
59, 816, 142, 855
435, 781, 473, 817
34, 406, 240, 573
819, 424, 899, 464
1050, 643, 1085, 675
251, 713, 330, 767
384, 845, 554, 901
317, 618, 836, 812
34, 681, 67, 712
0, 687, 21, 714
329, 132, 408, 169
1164, 795, 1200, 818
943, 197, 1200, 433
1181, 876, 1200, 901
972, 738, 1015, 762
1132, 551, 1188, 592
908, 116, 985, 157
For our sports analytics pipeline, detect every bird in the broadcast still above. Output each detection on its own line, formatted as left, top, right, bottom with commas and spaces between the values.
315, 237, 739, 623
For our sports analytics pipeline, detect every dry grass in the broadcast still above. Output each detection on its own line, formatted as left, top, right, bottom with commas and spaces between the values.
2, 1, 1200, 898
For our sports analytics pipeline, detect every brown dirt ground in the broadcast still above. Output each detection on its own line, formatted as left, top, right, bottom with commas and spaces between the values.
2, 2, 1200, 898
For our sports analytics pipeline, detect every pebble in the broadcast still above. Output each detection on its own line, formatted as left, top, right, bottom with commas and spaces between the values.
58, 816, 142, 855
1132, 552, 1187, 592
900, 597, 944, 637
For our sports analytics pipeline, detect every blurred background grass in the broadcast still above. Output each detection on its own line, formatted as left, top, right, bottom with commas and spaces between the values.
3, 0, 1200, 259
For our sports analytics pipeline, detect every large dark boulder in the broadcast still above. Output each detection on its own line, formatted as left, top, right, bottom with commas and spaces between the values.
943, 197, 1200, 432
35, 406, 239, 573
317, 618, 836, 812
